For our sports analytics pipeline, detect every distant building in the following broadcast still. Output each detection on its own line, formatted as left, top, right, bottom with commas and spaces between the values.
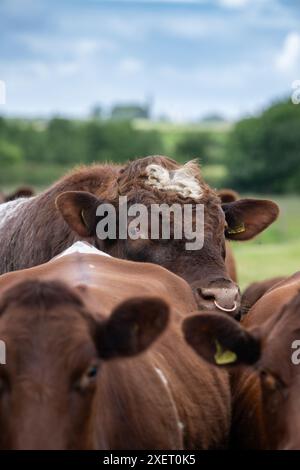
110, 103, 150, 121
201, 113, 225, 122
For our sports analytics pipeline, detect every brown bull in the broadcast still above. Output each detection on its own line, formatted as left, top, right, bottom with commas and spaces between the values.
0, 156, 278, 316
0, 243, 231, 449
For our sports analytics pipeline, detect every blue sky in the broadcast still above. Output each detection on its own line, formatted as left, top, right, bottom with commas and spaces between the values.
0, 0, 299, 120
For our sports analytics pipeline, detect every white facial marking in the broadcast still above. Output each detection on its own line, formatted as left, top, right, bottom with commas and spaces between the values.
0, 198, 32, 231
145, 162, 203, 200
55, 241, 111, 259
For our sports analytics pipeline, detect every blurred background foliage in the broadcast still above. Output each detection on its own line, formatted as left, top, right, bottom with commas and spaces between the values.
1, 98, 299, 194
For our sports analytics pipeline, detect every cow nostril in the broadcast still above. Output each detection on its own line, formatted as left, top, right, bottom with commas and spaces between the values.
199, 290, 215, 302
197, 284, 241, 313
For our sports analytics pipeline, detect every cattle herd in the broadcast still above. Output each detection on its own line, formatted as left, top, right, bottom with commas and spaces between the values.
0, 155, 298, 450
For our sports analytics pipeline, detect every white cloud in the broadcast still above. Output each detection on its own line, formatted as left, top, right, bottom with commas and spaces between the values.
1, 0, 298, 120
276, 32, 300, 71
101, 0, 204, 3
119, 58, 144, 74
163, 15, 227, 39
20, 34, 116, 58
218, 0, 250, 8
153, 57, 289, 120
75, 39, 99, 56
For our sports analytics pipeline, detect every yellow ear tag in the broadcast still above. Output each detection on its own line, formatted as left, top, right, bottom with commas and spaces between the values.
227, 223, 245, 235
214, 340, 237, 365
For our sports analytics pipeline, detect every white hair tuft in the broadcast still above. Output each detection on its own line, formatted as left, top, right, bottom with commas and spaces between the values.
145, 161, 203, 199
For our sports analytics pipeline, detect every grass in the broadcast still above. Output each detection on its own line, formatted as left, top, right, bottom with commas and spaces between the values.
232, 196, 300, 290
232, 240, 300, 290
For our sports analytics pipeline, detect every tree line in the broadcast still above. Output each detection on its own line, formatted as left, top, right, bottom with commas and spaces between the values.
0, 98, 299, 193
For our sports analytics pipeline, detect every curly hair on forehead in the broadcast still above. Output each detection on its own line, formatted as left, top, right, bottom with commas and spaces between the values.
117, 155, 219, 204
118, 155, 180, 182
114, 155, 224, 239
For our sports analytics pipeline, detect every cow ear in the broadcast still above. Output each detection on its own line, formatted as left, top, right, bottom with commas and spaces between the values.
55, 191, 100, 238
217, 188, 239, 204
182, 313, 261, 367
95, 297, 169, 360
6, 186, 35, 202
222, 199, 279, 241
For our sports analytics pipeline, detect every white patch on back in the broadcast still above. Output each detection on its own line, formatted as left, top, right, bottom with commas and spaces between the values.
0, 197, 32, 231
145, 161, 203, 200
55, 241, 111, 259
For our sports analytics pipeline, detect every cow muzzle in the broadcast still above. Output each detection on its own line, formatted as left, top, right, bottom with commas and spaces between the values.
192, 280, 241, 319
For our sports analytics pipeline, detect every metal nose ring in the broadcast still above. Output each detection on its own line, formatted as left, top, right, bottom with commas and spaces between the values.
214, 300, 237, 313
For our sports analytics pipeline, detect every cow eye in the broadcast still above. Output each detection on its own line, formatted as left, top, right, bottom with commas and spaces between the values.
86, 364, 98, 378
73, 362, 100, 393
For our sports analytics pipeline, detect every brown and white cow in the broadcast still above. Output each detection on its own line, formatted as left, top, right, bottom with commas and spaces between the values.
0, 156, 278, 316
183, 271, 300, 449
0, 242, 231, 449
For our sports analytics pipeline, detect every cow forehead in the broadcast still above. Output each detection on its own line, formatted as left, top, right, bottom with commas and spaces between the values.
145, 162, 203, 200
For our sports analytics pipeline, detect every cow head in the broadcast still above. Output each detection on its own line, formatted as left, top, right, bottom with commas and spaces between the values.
183, 292, 300, 449
0, 279, 169, 449
56, 156, 279, 317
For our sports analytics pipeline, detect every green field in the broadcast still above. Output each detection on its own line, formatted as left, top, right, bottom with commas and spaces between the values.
232, 196, 300, 290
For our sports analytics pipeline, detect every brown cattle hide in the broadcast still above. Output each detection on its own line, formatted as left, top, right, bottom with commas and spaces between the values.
0, 245, 231, 450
